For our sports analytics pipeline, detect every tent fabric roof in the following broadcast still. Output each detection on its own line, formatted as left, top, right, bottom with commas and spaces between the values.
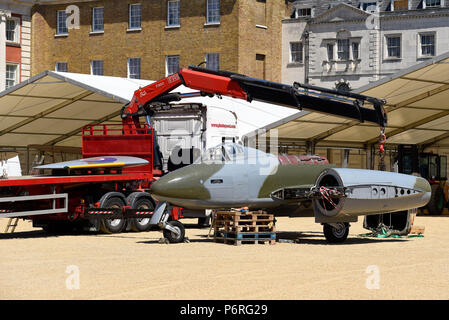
0, 71, 297, 149
0, 71, 153, 148
244, 51, 449, 149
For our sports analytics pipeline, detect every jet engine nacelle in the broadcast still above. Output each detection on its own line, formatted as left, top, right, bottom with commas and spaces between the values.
313, 168, 431, 218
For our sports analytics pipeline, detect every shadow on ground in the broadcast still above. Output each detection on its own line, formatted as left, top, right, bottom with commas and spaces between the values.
136, 230, 407, 245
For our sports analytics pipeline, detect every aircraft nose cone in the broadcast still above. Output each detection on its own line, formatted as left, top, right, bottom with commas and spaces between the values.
151, 165, 213, 201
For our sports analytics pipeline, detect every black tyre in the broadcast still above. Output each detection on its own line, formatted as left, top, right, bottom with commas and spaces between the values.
427, 184, 445, 215
99, 197, 126, 234
129, 198, 154, 232
163, 220, 185, 243
323, 223, 349, 243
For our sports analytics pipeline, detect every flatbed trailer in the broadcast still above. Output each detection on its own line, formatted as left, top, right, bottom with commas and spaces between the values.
0, 123, 185, 242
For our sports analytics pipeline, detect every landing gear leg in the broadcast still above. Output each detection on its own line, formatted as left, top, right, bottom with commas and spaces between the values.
150, 201, 185, 243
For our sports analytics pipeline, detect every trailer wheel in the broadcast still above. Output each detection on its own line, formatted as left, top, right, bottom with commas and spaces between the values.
129, 198, 154, 232
163, 220, 185, 243
99, 197, 126, 234
427, 184, 444, 215
323, 223, 349, 243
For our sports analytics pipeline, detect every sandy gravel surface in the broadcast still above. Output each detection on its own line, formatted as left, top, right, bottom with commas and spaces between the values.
1, 214, 448, 300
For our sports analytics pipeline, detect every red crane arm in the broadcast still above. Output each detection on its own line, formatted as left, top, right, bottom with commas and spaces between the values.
122, 68, 247, 126
121, 66, 387, 129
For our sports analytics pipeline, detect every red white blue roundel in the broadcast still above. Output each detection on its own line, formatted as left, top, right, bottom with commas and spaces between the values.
82, 157, 117, 164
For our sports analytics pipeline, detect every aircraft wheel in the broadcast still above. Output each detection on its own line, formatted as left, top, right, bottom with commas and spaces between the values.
163, 220, 185, 243
99, 197, 126, 234
323, 223, 349, 243
129, 198, 154, 232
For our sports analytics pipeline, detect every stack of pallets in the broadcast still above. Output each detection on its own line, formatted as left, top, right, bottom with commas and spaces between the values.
213, 210, 276, 246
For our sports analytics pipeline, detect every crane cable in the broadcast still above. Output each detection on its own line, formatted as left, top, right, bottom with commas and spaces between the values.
378, 126, 387, 171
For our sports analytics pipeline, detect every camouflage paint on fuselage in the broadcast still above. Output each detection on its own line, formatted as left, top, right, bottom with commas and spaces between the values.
257, 164, 336, 198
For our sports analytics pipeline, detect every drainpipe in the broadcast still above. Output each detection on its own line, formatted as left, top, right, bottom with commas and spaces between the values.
303, 30, 310, 84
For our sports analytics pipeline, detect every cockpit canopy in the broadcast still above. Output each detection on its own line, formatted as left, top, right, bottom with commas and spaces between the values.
201, 143, 246, 162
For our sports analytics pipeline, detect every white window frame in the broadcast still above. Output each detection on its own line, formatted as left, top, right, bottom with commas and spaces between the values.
289, 42, 303, 63
205, 53, 219, 70
385, 34, 402, 59
128, 58, 141, 79
6, 17, 20, 43
5, 64, 19, 89
55, 62, 68, 72
91, 60, 104, 75
424, 0, 441, 8
166, 55, 180, 76
92, 7, 104, 32
206, 0, 220, 24
167, 1, 180, 27
56, 10, 68, 35
360, 1, 378, 12
129, 3, 142, 30
351, 41, 360, 60
327, 43, 335, 61
295, 8, 312, 18
337, 39, 350, 61
418, 32, 436, 58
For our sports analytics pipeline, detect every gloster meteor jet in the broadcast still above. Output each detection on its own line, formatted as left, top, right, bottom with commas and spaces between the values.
151, 143, 431, 242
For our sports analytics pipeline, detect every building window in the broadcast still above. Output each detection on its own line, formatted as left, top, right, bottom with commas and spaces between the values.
57, 10, 68, 35
129, 4, 141, 29
296, 8, 312, 17
420, 34, 435, 56
327, 43, 334, 61
386, 36, 401, 58
290, 42, 303, 63
6, 18, 20, 43
166, 55, 179, 76
205, 53, 219, 70
128, 58, 141, 79
360, 1, 378, 12
92, 7, 104, 32
5, 64, 18, 89
352, 42, 360, 60
393, 0, 409, 10
91, 60, 104, 75
167, 1, 180, 27
56, 62, 68, 72
207, 0, 220, 24
337, 39, 350, 60
255, 0, 266, 27
425, 0, 441, 7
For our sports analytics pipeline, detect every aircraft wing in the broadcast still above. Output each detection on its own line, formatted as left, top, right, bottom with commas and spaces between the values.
35, 156, 148, 170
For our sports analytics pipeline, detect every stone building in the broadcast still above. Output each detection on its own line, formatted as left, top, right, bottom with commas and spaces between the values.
282, 0, 449, 90
0, 0, 33, 90
31, 0, 291, 82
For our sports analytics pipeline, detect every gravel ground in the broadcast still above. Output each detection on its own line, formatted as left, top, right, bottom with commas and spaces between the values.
1, 213, 448, 300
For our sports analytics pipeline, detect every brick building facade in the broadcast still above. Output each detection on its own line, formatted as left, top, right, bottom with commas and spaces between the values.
31, 0, 290, 82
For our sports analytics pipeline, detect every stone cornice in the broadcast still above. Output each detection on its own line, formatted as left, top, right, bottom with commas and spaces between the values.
0, 9, 12, 19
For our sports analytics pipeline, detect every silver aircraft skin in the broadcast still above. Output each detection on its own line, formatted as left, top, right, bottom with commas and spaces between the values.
151, 143, 432, 224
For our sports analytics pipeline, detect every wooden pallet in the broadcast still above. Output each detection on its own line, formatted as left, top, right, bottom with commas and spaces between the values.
213, 237, 276, 246
213, 210, 276, 245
